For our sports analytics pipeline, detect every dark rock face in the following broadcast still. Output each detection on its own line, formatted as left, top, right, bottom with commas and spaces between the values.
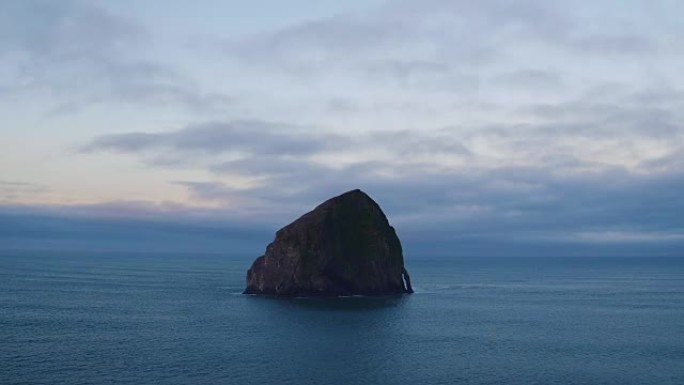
244, 189, 413, 296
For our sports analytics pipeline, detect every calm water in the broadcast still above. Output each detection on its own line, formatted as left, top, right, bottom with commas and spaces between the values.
1, 252, 683, 385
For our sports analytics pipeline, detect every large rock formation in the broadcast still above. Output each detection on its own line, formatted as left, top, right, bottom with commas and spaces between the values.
244, 189, 413, 296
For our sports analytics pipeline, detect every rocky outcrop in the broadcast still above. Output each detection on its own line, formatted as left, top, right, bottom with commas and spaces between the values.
244, 189, 413, 296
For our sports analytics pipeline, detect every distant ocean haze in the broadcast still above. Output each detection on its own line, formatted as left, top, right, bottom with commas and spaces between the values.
1, 211, 682, 258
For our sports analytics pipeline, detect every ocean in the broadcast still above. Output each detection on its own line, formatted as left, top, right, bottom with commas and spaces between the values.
1, 252, 683, 385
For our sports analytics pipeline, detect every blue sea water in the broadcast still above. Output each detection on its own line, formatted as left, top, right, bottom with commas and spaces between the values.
1, 252, 683, 385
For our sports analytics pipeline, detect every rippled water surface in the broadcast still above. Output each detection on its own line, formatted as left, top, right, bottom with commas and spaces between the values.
2, 252, 683, 384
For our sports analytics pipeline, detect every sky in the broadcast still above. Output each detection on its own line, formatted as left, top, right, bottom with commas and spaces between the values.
1, 0, 683, 256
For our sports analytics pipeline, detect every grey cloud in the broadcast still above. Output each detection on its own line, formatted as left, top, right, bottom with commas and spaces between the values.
174, 181, 242, 203
516, 90, 684, 139
209, 157, 331, 178
9, 149, 684, 257
0, 181, 50, 201
212, 0, 676, 97
83, 85, 684, 183
0, 0, 231, 113
175, 162, 399, 224
354, 166, 683, 243
224, 15, 412, 65
640, 150, 684, 173
387, 0, 572, 38
365, 61, 454, 79
371, 130, 472, 157
171, 159, 684, 257
0, 0, 144, 59
492, 69, 563, 90
326, 98, 359, 113
362, 60, 481, 93
216, 0, 566, 68
91, 104, 681, 254
629, 88, 684, 107
83, 75, 684, 182
220, 0, 550, 76
82, 120, 474, 166
82, 120, 341, 156
570, 34, 657, 55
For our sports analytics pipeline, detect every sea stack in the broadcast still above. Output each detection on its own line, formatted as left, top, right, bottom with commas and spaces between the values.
244, 189, 413, 296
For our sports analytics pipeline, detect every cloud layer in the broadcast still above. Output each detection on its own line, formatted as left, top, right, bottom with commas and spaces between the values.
0, 0, 230, 113
81, 113, 684, 255
2, 0, 683, 256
